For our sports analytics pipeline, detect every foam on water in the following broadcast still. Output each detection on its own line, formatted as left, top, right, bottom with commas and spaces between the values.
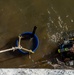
47, 7, 70, 43
51, 6, 58, 14
71, 19, 74, 23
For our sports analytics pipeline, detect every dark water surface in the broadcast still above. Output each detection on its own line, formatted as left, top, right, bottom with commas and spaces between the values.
0, 0, 73, 68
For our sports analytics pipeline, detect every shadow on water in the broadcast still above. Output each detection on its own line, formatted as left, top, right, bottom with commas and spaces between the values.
0, 37, 25, 63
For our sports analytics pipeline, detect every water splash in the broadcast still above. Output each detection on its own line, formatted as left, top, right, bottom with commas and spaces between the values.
47, 7, 70, 43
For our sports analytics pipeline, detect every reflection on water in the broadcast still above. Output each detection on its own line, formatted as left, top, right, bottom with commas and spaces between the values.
0, 0, 73, 68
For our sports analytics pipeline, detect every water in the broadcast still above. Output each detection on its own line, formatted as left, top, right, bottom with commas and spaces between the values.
0, 0, 73, 68
20, 35, 34, 50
